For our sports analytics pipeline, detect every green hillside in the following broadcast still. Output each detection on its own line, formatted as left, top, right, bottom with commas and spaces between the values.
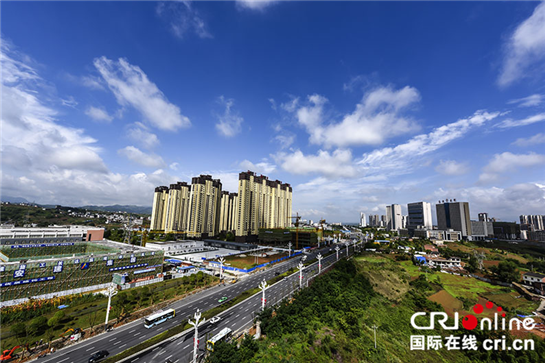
207, 258, 545, 363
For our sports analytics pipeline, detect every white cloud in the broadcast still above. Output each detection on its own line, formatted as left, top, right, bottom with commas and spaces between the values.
275, 149, 356, 178
85, 106, 113, 122
126, 122, 160, 150
479, 152, 545, 184
496, 113, 545, 128
1, 46, 108, 175
273, 133, 295, 149
215, 96, 243, 137
498, 2, 545, 86
61, 96, 78, 109
118, 146, 166, 168
435, 160, 470, 176
239, 160, 276, 174
292, 86, 421, 148
358, 110, 500, 176
81, 75, 105, 90
508, 94, 545, 107
169, 162, 179, 171
156, 1, 212, 39
512, 133, 545, 147
94, 56, 191, 131
236, 0, 276, 11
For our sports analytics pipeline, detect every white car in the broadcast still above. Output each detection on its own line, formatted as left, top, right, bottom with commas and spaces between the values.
209, 316, 221, 324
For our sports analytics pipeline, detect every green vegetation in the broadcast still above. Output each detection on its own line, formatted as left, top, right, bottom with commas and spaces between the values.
207, 258, 545, 363
0, 272, 217, 351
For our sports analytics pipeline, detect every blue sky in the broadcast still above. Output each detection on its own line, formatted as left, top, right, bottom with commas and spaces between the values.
2, 1, 545, 223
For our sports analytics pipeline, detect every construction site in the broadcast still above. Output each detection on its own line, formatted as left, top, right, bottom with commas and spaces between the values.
0, 239, 164, 306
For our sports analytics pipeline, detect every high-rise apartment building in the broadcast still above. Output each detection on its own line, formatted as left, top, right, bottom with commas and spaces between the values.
407, 202, 433, 229
219, 192, 238, 233
150, 186, 169, 231
187, 175, 222, 238
151, 171, 292, 239
235, 171, 292, 237
436, 201, 472, 237
386, 204, 402, 231
360, 213, 367, 227
164, 182, 190, 233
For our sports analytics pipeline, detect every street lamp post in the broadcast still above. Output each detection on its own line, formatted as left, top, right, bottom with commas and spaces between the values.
298, 262, 304, 289
372, 324, 379, 349
218, 257, 225, 281
188, 309, 205, 363
288, 242, 292, 257
104, 283, 117, 331
335, 246, 340, 261
345, 242, 349, 256
259, 279, 268, 311
317, 253, 323, 274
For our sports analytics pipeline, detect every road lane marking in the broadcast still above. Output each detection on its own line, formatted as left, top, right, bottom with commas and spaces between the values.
85, 346, 96, 352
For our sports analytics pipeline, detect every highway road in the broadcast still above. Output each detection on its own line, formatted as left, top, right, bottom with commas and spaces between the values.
39, 243, 358, 363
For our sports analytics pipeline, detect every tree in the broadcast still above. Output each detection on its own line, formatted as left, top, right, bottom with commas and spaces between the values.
47, 316, 60, 329
11, 322, 27, 339
29, 316, 48, 336
494, 261, 520, 283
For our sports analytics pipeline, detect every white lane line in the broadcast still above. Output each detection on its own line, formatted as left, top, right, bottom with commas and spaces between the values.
85, 346, 96, 352
109, 337, 117, 341
165, 355, 173, 361
134, 332, 141, 336
57, 358, 70, 363
113, 340, 121, 345
119, 344, 127, 349
182, 344, 190, 350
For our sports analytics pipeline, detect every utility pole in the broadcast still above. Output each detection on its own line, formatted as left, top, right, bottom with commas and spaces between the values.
372, 324, 378, 349
288, 242, 292, 257
335, 246, 340, 261
259, 279, 268, 311
298, 262, 304, 289
317, 253, 323, 274
345, 242, 349, 256
188, 309, 205, 363
104, 283, 117, 331
218, 256, 225, 281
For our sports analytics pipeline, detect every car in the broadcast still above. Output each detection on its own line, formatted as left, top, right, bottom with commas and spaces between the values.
210, 316, 221, 324
89, 350, 109, 362
274, 271, 280, 276
218, 296, 228, 303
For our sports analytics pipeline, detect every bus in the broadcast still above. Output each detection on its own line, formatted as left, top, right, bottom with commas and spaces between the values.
144, 309, 175, 328
206, 327, 232, 352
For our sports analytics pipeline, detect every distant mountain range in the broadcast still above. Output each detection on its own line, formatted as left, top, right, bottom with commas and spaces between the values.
80, 205, 152, 215
2, 196, 151, 215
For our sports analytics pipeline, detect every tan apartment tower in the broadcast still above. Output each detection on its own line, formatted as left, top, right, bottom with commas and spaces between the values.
164, 182, 190, 233
187, 175, 222, 238
150, 186, 169, 231
235, 171, 292, 237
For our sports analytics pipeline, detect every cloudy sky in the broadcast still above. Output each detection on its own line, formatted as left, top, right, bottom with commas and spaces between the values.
2, 1, 545, 223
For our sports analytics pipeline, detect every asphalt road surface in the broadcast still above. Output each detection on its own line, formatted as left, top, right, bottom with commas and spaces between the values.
39, 243, 357, 363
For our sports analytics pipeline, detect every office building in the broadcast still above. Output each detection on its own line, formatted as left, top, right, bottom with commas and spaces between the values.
478, 213, 489, 222
235, 171, 292, 237
407, 202, 433, 229
470, 220, 494, 240
520, 215, 545, 231
386, 204, 402, 231
436, 200, 472, 238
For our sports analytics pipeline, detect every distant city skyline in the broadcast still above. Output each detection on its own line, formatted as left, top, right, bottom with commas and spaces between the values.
2, 1, 545, 223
